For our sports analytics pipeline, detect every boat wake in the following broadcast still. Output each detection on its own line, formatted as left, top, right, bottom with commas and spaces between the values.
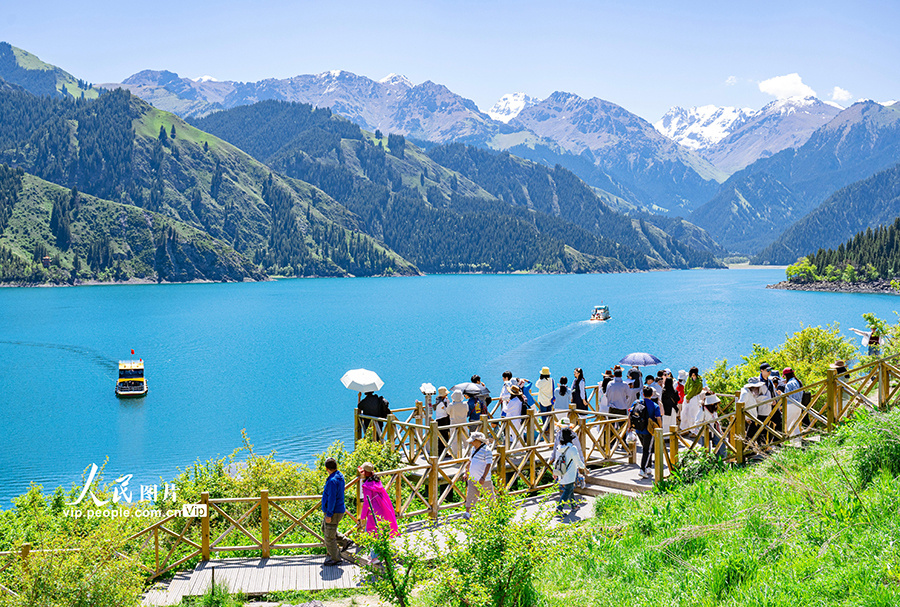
0, 340, 119, 371
487, 321, 599, 372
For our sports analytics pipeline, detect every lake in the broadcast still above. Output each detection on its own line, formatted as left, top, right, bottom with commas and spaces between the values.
0, 268, 896, 506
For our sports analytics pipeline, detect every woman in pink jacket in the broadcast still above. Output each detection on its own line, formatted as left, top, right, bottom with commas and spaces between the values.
358, 462, 399, 537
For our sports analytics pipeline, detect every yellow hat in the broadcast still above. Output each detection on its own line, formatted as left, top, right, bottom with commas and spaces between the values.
438, 386, 448, 397
541, 366, 550, 375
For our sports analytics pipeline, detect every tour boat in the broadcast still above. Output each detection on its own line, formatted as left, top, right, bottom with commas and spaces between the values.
116, 359, 148, 398
590, 305, 610, 321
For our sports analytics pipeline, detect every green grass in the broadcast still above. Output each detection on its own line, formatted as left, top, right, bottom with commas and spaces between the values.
535, 409, 900, 606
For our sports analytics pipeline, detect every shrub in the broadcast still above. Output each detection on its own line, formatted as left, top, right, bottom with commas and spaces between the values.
662, 449, 728, 489
847, 410, 900, 487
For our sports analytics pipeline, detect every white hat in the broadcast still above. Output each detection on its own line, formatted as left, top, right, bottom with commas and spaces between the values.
705, 394, 721, 405
451, 389, 464, 402
744, 377, 764, 389
678, 370, 687, 381
467, 431, 487, 444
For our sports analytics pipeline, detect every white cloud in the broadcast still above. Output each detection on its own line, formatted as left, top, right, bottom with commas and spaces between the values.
758, 73, 816, 99
831, 86, 852, 102
725, 76, 737, 86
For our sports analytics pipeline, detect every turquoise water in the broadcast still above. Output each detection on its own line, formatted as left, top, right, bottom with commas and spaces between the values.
0, 268, 897, 506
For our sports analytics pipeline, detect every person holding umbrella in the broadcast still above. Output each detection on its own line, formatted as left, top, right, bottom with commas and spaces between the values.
342, 369, 388, 438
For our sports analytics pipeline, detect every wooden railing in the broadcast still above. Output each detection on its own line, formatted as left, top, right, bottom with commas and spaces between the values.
3, 358, 897, 592
653, 355, 900, 482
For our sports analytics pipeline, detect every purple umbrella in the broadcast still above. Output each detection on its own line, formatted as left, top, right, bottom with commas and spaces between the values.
619, 352, 662, 366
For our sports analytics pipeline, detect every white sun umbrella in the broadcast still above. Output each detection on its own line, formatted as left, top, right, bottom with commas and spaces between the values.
341, 368, 384, 393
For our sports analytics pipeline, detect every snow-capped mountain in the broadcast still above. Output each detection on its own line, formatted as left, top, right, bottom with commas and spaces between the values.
657, 96, 842, 174
378, 73, 413, 87
487, 92, 541, 123
654, 105, 754, 150
703, 96, 841, 173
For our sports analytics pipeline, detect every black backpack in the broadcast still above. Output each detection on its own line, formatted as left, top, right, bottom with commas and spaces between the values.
630, 400, 649, 432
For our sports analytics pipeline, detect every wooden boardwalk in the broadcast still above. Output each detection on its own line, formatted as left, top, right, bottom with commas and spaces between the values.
142, 555, 362, 606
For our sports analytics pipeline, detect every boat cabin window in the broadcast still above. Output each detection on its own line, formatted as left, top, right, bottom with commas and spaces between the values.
119, 369, 144, 379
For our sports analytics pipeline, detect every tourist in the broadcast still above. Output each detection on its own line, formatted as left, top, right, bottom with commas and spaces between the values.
601, 369, 614, 393
447, 390, 469, 457
758, 362, 782, 439
571, 368, 588, 412
830, 359, 850, 415
553, 376, 571, 420
535, 366, 555, 441
499, 370, 514, 405
850, 327, 887, 356
627, 366, 643, 401
738, 377, 764, 444
502, 384, 527, 446
470, 374, 492, 418
551, 420, 585, 465
464, 431, 494, 518
680, 367, 703, 432
676, 370, 687, 423
358, 390, 390, 437
553, 427, 585, 515
434, 386, 451, 457
358, 462, 399, 537
606, 369, 631, 417
646, 374, 662, 404
661, 375, 680, 433
321, 457, 351, 566
696, 394, 725, 456
627, 386, 662, 479
782, 367, 804, 445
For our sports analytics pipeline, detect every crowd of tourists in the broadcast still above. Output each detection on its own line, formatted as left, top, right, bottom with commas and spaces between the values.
349, 358, 841, 537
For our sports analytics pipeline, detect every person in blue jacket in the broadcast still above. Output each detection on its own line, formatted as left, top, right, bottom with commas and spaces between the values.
321, 457, 351, 565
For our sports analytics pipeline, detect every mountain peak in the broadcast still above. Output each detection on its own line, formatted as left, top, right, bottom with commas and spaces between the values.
486, 92, 541, 123
192, 75, 218, 83
379, 73, 412, 87
655, 105, 755, 150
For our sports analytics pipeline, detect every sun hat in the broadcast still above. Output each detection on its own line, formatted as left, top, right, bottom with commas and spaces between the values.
358, 461, 375, 474
744, 377, 764, 388
509, 384, 522, 396
467, 431, 487, 444
705, 394, 721, 405
830, 360, 847, 369
678, 370, 688, 381
541, 366, 550, 375
438, 386, 448, 397
451, 389, 464, 402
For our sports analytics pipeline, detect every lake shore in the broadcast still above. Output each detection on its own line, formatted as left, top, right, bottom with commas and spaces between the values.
768, 279, 900, 295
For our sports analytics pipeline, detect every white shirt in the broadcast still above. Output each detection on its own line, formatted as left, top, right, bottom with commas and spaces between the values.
554, 443, 585, 485
502, 396, 524, 418
434, 397, 450, 420
448, 401, 468, 424
535, 378, 554, 408
468, 443, 493, 481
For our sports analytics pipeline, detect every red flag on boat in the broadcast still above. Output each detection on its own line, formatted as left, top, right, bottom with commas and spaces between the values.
131, 349, 135, 355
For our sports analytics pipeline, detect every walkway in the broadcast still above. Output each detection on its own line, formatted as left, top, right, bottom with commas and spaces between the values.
142, 555, 363, 606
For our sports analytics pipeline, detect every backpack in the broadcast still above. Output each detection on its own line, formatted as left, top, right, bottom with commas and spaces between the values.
630, 400, 649, 432
554, 445, 573, 476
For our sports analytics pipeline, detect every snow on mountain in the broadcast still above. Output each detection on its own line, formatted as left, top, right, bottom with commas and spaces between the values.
654, 105, 754, 150
192, 75, 218, 82
487, 92, 541, 123
378, 73, 413, 87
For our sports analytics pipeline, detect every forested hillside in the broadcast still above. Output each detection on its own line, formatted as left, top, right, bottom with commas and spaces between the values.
193, 101, 724, 272
785, 216, 900, 285
0, 86, 418, 279
0, 164, 263, 283
754, 162, 900, 265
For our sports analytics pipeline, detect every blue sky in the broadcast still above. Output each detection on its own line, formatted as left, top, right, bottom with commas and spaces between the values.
3, 0, 897, 120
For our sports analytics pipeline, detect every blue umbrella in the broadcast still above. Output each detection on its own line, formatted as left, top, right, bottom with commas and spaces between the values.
619, 352, 662, 366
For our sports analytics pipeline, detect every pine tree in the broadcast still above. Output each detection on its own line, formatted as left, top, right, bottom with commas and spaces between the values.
158, 125, 168, 143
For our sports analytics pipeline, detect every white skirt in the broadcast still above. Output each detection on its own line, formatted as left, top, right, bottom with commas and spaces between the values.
680, 396, 701, 431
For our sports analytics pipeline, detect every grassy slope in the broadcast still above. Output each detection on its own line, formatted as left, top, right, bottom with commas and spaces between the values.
538, 413, 900, 607
9, 44, 99, 99
0, 173, 263, 282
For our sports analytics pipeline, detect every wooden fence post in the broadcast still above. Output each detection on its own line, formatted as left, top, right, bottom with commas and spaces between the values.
734, 395, 745, 465
19, 543, 30, 560
260, 489, 270, 559
653, 428, 664, 483
878, 361, 889, 411
480, 414, 490, 436
567, 403, 578, 427
826, 368, 836, 431
386, 414, 396, 451
429, 456, 439, 519
669, 425, 679, 467
353, 409, 361, 446
429, 420, 439, 457
526, 409, 536, 447
497, 445, 507, 490
200, 492, 210, 561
